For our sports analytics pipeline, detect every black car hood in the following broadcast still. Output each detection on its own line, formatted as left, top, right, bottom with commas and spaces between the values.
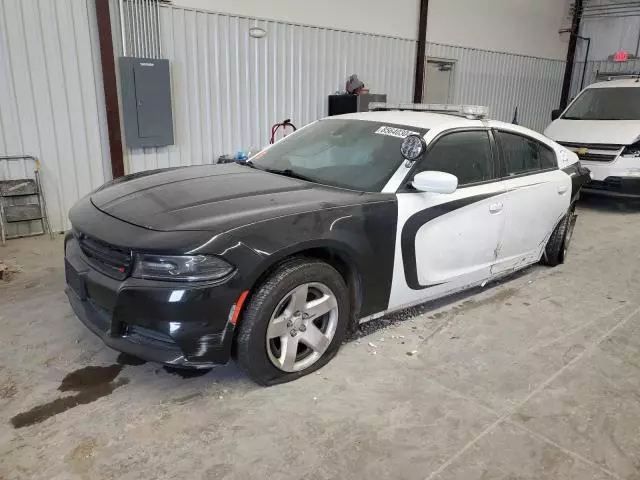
91, 164, 381, 233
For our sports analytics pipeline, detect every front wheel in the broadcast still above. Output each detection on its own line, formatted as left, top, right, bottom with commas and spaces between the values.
235, 258, 350, 385
542, 206, 577, 267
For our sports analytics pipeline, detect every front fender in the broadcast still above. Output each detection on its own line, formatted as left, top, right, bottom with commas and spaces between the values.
211, 201, 398, 317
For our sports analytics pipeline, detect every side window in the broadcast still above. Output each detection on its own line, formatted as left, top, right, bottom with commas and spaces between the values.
538, 143, 558, 170
495, 131, 557, 176
413, 130, 495, 186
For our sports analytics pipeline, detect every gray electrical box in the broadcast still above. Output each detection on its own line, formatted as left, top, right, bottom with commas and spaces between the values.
119, 57, 174, 149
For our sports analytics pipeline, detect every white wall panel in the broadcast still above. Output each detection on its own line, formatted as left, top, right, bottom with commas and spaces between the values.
427, 0, 572, 60
169, 0, 420, 39
125, 5, 416, 173
579, 14, 640, 62
427, 43, 565, 133
0, 0, 109, 233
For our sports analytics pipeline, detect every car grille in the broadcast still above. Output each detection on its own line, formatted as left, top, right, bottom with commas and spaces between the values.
557, 142, 623, 163
77, 233, 132, 280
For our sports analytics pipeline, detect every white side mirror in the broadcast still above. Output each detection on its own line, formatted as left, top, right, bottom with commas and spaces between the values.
412, 171, 458, 194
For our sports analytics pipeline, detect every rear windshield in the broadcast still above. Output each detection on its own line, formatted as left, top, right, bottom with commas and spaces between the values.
251, 119, 428, 192
562, 87, 640, 120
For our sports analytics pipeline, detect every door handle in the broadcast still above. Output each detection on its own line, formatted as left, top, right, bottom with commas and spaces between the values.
558, 185, 569, 195
489, 202, 503, 214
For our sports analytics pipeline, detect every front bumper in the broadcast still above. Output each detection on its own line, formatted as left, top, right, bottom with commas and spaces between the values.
583, 176, 640, 198
65, 235, 242, 368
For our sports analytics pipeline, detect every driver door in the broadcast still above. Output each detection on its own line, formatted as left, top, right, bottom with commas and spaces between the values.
388, 129, 507, 310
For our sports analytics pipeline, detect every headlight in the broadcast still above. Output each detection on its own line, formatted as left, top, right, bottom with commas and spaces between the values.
132, 254, 234, 282
622, 143, 640, 157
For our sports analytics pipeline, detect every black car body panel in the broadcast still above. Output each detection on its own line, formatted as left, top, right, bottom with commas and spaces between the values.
584, 176, 640, 198
90, 163, 387, 233
217, 199, 398, 318
66, 164, 398, 367
562, 162, 592, 202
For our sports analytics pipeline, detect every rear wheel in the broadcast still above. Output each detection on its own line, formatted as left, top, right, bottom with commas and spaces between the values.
542, 206, 576, 267
235, 258, 349, 385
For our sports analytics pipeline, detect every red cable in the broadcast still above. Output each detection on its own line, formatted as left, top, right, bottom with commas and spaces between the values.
270, 119, 297, 144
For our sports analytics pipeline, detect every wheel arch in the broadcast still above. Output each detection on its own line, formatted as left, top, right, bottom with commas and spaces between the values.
239, 241, 364, 334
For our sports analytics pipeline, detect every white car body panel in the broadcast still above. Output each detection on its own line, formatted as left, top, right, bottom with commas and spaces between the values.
381, 116, 580, 313
325, 110, 585, 320
388, 182, 507, 311
544, 119, 640, 146
492, 170, 570, 274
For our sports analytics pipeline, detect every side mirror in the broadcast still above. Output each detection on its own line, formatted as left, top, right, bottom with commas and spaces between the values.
412, 171, 458, 194
551, 108, 562, 121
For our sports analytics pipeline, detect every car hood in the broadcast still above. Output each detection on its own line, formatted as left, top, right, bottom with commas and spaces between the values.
544, 119, 640, 145
91, 163, 379, 233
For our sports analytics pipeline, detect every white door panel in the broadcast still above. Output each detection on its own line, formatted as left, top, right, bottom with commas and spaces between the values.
414, 200, 502, 284
388, 183, 506, 311
493, 170, 570, 273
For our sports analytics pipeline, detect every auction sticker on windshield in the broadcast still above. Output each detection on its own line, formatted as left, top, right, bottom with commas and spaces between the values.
375, 126, 419, 138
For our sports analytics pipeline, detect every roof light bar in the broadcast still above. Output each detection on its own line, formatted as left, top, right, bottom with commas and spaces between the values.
369, 102, 489, 119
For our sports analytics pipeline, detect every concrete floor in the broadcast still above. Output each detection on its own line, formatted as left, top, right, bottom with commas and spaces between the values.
1, 197, 640, 480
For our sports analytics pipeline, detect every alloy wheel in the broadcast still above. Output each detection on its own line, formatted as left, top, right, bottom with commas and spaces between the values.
266, 282, 339, 372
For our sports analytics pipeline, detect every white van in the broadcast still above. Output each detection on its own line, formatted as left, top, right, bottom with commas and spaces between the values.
544, 78, 640, 198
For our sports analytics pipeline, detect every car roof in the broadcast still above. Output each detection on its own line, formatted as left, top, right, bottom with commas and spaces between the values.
326, 111, 556, 146
586, 78, 640, 89
330, 110, 484, 130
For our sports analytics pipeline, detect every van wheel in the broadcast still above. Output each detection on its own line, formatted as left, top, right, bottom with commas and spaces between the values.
542, 207, 576, 267
235, 258, 349, 385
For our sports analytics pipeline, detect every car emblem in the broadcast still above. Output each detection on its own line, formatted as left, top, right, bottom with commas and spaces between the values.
577, 147, 588, 155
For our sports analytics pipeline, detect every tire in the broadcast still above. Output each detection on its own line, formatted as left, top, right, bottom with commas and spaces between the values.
542, 206, 576, 267
235, 257, 350, 386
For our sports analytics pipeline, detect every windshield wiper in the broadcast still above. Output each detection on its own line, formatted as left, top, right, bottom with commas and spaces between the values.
265, 168, 314, 182
233, 158, 257, 169
561, 116, 582, 120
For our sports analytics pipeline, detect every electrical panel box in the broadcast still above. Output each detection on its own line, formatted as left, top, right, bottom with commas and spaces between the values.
119, 57, 174, 149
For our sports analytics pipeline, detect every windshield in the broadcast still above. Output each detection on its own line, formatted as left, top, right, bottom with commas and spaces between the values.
251, 119, 428, 192
562, 87, 640, 120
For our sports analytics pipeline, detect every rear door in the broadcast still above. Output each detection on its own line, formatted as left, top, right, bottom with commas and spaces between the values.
491, 129, 571, 274
388, 129, 507, 310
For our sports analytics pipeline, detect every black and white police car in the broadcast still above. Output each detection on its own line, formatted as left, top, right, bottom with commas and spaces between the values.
65, 103, 590, 385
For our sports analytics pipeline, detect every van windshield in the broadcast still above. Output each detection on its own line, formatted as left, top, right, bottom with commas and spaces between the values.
562, 87, 640, 120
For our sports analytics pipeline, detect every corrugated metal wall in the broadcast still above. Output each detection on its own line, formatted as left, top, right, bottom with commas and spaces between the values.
0, 0, 110, 233
111, 4, 417, 173
426, 43, 565, 133
0, 0, 573, 238
571, 59, 640, 97
579, 12, 640, 62
117, 5, 567, 173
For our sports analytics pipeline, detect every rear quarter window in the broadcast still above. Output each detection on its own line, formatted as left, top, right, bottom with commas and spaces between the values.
495, 131, 557, 176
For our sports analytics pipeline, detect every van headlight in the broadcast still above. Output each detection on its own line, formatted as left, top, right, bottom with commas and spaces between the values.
132, 254, 234, 282
622, 142, 640, 157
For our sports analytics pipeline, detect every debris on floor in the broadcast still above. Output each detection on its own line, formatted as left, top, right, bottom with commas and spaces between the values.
0, 260, 21, 282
